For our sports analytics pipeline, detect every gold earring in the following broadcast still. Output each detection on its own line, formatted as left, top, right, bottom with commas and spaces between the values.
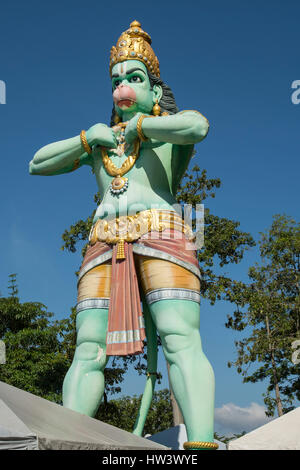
114, 113, 121, 124
152, 99, 161, 116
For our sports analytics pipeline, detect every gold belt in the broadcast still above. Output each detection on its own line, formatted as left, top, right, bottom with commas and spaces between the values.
89, 209, 194, 259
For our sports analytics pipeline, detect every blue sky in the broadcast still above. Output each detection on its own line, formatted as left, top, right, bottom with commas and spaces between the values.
0, 0, 299, 432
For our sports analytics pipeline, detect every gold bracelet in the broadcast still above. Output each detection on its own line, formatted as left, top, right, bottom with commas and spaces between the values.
183, 441, 219, 450
80, 130, 92, 155
136, 115, 148, 142
136, 114, 156, 142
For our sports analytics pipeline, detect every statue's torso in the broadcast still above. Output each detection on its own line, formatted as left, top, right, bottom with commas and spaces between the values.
92, 140, 193, 222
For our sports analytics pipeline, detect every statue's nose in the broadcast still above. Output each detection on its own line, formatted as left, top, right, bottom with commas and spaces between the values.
113, 83, 136, 104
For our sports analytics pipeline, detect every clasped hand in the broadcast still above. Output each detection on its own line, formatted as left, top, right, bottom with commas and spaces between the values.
85, 123, 117, 149
85, 113, 144, 150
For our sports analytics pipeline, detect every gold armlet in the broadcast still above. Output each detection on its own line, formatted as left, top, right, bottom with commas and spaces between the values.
80, 130, 92, 155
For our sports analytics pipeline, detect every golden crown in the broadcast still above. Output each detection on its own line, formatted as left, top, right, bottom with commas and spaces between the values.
109, 20, 160, 78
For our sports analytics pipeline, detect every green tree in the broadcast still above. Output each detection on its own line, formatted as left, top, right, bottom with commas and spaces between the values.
176, 167, 255, 302
96, 389, 173, 436
214, 431, 246, 445
226, 215, 300, 417
0, 275, 71, 402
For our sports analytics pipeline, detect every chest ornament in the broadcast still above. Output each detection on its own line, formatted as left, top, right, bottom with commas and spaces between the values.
101, 138, 140, 195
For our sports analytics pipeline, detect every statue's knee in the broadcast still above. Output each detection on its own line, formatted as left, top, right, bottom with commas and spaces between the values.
162, 333, 188, 355
162, 330, 201, 356
151, 300, 200, 337
75, 341, 107, 367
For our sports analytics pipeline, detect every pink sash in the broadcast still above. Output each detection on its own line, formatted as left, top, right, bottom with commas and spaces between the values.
106, 242, 145, 356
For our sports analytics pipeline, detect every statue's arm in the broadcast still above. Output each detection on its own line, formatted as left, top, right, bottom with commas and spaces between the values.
29, 123, 117, 176
29, 134, 92, 176
140, 110, 209, 145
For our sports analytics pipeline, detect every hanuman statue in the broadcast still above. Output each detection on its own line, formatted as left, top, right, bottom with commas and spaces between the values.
29, 21, 217, 450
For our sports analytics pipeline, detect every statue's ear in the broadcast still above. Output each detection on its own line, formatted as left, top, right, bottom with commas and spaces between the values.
152, 84, 163, 103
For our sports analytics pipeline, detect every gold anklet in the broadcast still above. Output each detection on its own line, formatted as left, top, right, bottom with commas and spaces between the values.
183, 441, 219, 450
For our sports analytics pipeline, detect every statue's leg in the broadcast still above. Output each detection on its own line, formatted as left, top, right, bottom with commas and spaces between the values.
149, 299, 214, 442
137, 256, 215, 443
63, 263, 111, 417
62, 308, 108, 416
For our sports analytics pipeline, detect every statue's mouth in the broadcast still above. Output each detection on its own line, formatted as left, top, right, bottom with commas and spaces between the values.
117, 99, 135, 109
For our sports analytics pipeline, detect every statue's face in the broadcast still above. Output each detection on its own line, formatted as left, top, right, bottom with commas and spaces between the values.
111, 60, 162, 118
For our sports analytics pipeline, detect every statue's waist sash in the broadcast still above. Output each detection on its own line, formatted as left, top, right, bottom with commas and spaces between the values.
79, 210, 200, 356
88, 209, 195, 260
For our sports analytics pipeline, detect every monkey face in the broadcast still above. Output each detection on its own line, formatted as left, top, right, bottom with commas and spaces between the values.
111, 60, 161, 118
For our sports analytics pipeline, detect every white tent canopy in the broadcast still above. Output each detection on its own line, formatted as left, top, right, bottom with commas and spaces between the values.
0, 400, 38, 450
0, 380, 168, 450
228, 407, 300, 450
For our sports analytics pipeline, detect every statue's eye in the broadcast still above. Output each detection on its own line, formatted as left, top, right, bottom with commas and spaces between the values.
129, 76, 142, 83
114, 80, 121, 88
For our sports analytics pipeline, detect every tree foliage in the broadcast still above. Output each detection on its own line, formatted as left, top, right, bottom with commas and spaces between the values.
96, 389, 173, 436
0, 275, 72, 402
214, 431, 246, 445
225, 215, 300, 416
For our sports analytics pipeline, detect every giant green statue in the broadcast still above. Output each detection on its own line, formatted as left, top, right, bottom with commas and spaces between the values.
29, 21, 217, 450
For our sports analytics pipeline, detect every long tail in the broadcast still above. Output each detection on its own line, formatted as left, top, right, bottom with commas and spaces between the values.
132, 300, 157, 436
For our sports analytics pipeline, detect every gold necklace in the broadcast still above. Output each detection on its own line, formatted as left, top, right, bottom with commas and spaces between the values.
101, 137, 140, 196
